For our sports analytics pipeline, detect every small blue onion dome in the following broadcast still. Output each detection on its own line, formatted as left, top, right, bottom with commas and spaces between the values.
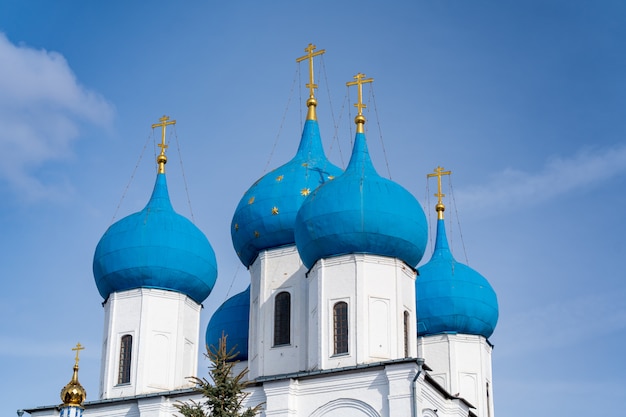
295, 131, 428, 269
206, 286, 250, 361
93, 173, 218, 304
417, 218, 499, 338
231, 118, 343, 267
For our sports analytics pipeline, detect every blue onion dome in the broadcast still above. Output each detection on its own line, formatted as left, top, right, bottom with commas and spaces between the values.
206, 286, 250, 361
93, 131, 218, 304
231, 101, 343, 267
294, 129, 428, 269
417, 217, 499, 338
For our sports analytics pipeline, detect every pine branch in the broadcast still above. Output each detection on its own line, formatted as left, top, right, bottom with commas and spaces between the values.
175, 333, 262, 417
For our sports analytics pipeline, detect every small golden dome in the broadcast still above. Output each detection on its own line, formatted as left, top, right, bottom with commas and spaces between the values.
60, 344, 87, 407
60, 364, 87, 406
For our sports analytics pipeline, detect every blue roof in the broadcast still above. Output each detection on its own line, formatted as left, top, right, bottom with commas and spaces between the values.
417, 218, 498, 338
231, 119, 343, 267
295, 131, 428, 269
206, 286, 250, 361
93, 173, 218, 304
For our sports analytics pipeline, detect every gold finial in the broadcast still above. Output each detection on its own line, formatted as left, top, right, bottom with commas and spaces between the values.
60, 343, 87, 407
296, 43, 326, 121
427, 166, 452, 220
151, 115, 176, 174
346, 73, 374, 134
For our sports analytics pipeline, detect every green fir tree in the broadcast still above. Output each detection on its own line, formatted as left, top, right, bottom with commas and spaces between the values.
176, 334, 262, 417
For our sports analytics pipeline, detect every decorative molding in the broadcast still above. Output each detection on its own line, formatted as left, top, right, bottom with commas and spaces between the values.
309, 398, 381, 417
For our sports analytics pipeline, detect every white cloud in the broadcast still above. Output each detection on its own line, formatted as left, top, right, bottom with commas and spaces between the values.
0, 33, 114, 202
496, 289, 626, 358
456, 144, 626, 213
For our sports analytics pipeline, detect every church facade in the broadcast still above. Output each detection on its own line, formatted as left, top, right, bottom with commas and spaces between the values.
25, 45, 498, 417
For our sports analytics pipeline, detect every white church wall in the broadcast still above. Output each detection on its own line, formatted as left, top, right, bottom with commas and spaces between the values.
419, 382, 470, 417
262, 367, 390, 417
100, 288, 201, 399
255, 360, 466, 417
248, 246, 309, 380
418, 334, 494, 417
307, 254, 417, 371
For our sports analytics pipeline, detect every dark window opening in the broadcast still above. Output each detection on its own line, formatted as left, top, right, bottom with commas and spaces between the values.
486, 382, 491, 417
274, 291, 291, 346
118, 334, 132, 384
403, 310, 410, 357
333, 301, 349, 355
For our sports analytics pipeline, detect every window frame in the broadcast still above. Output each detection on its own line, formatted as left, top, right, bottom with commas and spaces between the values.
403, 310, 410, 357
333, 301, 349, 356
273, 291, 291, 347
117, 334, 132, 385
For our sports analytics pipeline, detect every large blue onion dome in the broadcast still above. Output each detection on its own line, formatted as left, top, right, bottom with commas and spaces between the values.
294, 129, 428, 269
417, 218, 499, 338
231, 102, 343, 267
206, 286, 250, 361
93, 172, 218, 304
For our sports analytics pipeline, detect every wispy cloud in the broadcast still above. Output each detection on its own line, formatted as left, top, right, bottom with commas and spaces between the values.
0, 33, 114, 202
456, 144, 626, 213
496, 289, 626, 358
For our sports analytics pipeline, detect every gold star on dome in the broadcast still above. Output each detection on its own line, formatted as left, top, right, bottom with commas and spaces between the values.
302, 162, 308, 167
328, 175, 335, 180
254, 231, 260, 238
248, 196, 255, 204
234, 223, 239, 231
301, 188, 310, 196
276, 175, 284, 182
272, 206, 279, 215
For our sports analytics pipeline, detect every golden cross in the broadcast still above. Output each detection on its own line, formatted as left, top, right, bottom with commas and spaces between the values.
427, 166, 452, 219
296, 43, 326, 99
151, 115, 176, 173
346, 73, 374, 133
346, 73, 374, 116
152, 115, 176, 155
72, 343, 85, 366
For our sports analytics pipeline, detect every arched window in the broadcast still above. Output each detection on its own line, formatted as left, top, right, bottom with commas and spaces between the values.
274, 291, 291, 346
118, 334, 132, 384
333, 301, 349, 355
403, 310, 410, 357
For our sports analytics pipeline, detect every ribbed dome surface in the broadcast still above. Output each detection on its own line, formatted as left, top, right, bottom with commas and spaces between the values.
231, 119, 342, 267
60, 365, 86, 407
417, 219, 498, 338
295, 132, 428, 269
206, 286, 250, 361
93, 173, 218, 304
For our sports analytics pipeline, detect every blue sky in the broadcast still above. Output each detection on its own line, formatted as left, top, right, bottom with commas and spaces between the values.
1, 1, 625, 416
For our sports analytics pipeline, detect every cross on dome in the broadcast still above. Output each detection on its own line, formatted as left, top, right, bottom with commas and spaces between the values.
427, 166, 451, 220
151, 115, 176, 173
346, 73, 374, 133
296, 43, 325, 99
72, 343, 84, 367
296, 43, 326, 120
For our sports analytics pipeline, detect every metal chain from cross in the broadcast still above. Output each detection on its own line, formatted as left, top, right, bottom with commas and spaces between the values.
296, 43, 326, 99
